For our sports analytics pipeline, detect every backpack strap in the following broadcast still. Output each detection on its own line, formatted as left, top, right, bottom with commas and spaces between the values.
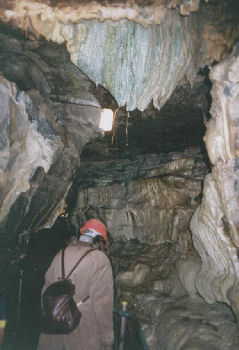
61, 248, 97, 280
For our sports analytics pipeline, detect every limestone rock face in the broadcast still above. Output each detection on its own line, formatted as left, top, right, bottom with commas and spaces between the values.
66, 153, 213, 350
155, 296, 239, 350
0, 48, 102, 255
190, 44, 239, 319
0, 76, 62, 226
122, 293, 239, 350
68, 153, 207, 299
71, 153, 205, 252
177, 256, 201, 297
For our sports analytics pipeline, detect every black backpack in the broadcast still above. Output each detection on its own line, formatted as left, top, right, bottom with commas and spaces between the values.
41, 247, 95, 334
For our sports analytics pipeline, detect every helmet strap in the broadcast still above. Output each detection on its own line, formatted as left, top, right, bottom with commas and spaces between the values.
79, 234, 94, 244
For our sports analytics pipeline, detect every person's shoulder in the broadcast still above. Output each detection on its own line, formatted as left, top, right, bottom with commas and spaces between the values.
91, 249, 111, 266
66, 241, 99, 257
65, 242, 110, 265
67, 239, 89, 251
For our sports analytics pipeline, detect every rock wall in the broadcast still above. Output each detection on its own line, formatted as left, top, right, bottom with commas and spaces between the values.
69, 152, 207, 291
68, 152, 239, 350
0, 47, 102, 278
190, 44, 239, 320
155, 296, 239, 350
73, 173, 200, 252
0, 76, 62, 228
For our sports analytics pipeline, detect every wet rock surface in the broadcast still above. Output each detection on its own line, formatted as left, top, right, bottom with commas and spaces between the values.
190, 44, 239, 322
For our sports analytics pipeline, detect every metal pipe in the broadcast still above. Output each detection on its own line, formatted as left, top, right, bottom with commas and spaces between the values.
119, 301, 128, 350
16, 270, 23, 325
113, 309, 150, 350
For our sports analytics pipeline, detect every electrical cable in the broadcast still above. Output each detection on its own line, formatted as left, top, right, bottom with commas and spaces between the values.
111, 108, 151, 350
112, 106, 120, 350
125, 111, 130, 147
111, 107, 120, 147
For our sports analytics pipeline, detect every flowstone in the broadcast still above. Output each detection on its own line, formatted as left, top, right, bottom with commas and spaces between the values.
190, 44, 239, 320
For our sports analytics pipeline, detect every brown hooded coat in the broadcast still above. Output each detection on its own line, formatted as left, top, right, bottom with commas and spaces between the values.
37, 240, 114, 350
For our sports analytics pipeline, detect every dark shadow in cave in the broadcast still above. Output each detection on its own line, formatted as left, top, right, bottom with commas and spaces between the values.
81, 70, 212, 168
2, 219, 146, 350
3, 218, 70, 350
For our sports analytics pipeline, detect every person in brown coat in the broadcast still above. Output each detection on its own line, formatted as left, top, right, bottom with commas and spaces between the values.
37, 219, 114, 350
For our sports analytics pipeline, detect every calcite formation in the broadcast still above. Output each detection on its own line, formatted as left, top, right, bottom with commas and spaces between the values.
0, 2, 202, 111
1, 1, 237, 112
190, 44, 239, 320
0, 0, 202, 27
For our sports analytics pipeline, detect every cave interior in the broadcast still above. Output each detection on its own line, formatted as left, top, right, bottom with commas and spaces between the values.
0, 0, 239, 349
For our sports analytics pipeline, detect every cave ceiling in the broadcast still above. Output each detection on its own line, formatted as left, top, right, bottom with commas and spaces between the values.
0, 0, 238, 111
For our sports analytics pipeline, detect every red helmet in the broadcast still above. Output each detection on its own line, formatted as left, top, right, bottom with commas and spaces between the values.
80, 219, 108, 245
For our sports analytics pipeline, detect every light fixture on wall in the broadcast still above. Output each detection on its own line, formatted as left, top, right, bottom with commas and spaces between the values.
99, 108, 114, 131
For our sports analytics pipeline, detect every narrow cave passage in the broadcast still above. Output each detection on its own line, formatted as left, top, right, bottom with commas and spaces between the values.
2, 85, 211, 350
0, 56, 230, 350
0, 1, 239, 350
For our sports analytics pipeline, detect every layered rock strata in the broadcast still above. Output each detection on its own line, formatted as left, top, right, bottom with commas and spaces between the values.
67, 151, 239, 349
69, 152, 207, 292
